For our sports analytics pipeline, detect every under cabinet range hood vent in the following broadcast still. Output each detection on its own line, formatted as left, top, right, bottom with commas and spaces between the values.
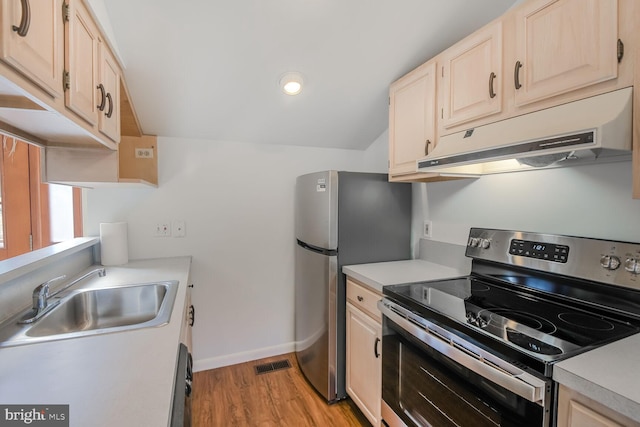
417, 87, 633, 176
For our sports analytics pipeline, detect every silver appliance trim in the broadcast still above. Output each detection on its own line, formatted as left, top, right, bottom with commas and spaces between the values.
466, 228, 640, 296
379, 299, 548, 406
381, 399, 408, 427
416, 87, 633, 176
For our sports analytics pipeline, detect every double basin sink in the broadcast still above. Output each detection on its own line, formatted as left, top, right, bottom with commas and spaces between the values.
0, 280, 179, 347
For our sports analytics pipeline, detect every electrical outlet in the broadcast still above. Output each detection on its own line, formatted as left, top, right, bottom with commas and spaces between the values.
423, 220, 432, 238
154, 222, 171, 237
172, 220, 186, 237
135, 148, 154, 159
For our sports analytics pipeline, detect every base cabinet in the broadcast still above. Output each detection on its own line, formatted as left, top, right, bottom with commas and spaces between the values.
557, 385, 640, 427
346, 278, 382, 427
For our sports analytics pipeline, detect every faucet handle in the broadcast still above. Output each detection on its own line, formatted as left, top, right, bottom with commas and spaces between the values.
32, 275, 67, 309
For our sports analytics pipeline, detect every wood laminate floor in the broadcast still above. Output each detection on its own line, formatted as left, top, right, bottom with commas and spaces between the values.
192, 352, 371, 427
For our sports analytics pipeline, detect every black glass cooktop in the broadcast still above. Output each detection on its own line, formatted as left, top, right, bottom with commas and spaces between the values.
384, 276, 640, 363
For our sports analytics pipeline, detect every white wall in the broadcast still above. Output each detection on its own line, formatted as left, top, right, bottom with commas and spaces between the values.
84, 136, 388, 370
413, 161, 640, 245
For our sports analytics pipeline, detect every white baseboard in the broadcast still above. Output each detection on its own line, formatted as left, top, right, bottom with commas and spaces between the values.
193, 341, 296, 373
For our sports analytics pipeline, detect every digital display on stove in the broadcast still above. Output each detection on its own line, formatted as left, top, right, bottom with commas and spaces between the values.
509, 239, 569, 263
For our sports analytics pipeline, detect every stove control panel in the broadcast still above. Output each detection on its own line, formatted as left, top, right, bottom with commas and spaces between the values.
508, 239, 569, 263
465, 228, 640, 291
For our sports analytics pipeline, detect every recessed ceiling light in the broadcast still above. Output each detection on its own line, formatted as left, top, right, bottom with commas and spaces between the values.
279, 72, 304, 96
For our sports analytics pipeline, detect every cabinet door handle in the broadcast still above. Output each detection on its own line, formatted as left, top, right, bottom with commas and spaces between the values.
425, 139, 431, 156
12, 0, 30, 37
105, 93, 114, 118
357, 296, 364, 302
514, 61, 523, 90
188, 304, 195, 327
489, 72, 497, 99
96, 84, 106, 111
374, 337, 381, 358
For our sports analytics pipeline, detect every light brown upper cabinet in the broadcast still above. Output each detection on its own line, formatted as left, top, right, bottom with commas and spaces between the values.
512, 0, 619, 108
64, 0, 99, 126
440, 21, 503, 131
97, 44, 120, 141
0, 0, 64, 99
64, 0, 120, 143
389, 61, 437, 178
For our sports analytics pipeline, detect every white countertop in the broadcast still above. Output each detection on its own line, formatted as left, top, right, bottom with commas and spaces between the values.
343, 259, 468, 293
553, 333, 640, 423
0, 256, 192, 427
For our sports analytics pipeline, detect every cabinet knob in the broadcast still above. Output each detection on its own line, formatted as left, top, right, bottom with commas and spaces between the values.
514, 61, 523, 90
489, 72, 497, 99
357, 295, 364, 302
11, 0, 30, 37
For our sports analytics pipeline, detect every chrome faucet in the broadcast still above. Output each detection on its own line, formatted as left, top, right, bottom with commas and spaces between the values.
19, 268, 107, 324
49, 268, 106, 298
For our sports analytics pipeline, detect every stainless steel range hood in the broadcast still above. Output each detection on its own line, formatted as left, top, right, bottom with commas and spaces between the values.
417, 87, 633, 176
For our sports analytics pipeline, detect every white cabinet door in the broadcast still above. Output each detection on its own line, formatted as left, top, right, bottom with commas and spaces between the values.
389, 61, 437, 176
98, 44, 120, 142
513, 0, 618, 107
0, 0, 64, 97
346, 303, 381, 427
441, 21, 502, 129
65, 0, 100, 125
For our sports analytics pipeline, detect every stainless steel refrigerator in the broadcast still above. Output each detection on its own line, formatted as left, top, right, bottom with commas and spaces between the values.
294, 171, 411, 402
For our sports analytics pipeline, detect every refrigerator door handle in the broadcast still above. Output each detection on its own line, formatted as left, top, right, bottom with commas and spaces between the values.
297, 239, 338, 256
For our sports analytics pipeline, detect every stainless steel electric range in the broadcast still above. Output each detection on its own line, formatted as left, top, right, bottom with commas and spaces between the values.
379, 228, 640, 427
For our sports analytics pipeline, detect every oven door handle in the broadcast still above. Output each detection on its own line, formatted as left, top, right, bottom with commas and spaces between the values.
379, 300, 548, 406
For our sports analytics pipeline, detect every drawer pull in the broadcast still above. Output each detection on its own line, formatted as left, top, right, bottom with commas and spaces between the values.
514, 61, 523, 90
105, 93, 114, 118
97, 84, 106, 111
489, 72, 497, 99
12, 0, 30, 37
357, 296, 363, 302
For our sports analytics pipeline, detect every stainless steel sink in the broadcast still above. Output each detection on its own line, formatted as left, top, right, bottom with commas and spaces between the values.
0, 280, 179, 347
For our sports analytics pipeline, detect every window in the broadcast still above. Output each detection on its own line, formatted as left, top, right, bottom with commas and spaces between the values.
0, 135, 83, 261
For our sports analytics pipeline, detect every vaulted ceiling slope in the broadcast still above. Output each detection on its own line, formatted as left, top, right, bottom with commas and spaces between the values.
103, 0, 517, 150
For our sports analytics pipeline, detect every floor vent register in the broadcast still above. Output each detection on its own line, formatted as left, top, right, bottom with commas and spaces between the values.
254, 359, 292, 375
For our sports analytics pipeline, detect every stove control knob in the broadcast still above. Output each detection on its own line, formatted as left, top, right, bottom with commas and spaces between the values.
624, 258, 640, 274
480, 239, 491, 249
600, 255, 621, 270
477, 316, 488, 328
468, 237, 480, 248
466, 312, 477, 326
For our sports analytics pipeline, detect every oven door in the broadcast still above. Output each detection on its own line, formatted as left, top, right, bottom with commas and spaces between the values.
379, 300, 553, 427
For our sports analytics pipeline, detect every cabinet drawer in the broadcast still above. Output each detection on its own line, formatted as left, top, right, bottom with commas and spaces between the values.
347, 278, 382, 322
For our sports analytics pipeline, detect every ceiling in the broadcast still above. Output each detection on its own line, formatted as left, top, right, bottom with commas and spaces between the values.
103, 0, 518, 150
